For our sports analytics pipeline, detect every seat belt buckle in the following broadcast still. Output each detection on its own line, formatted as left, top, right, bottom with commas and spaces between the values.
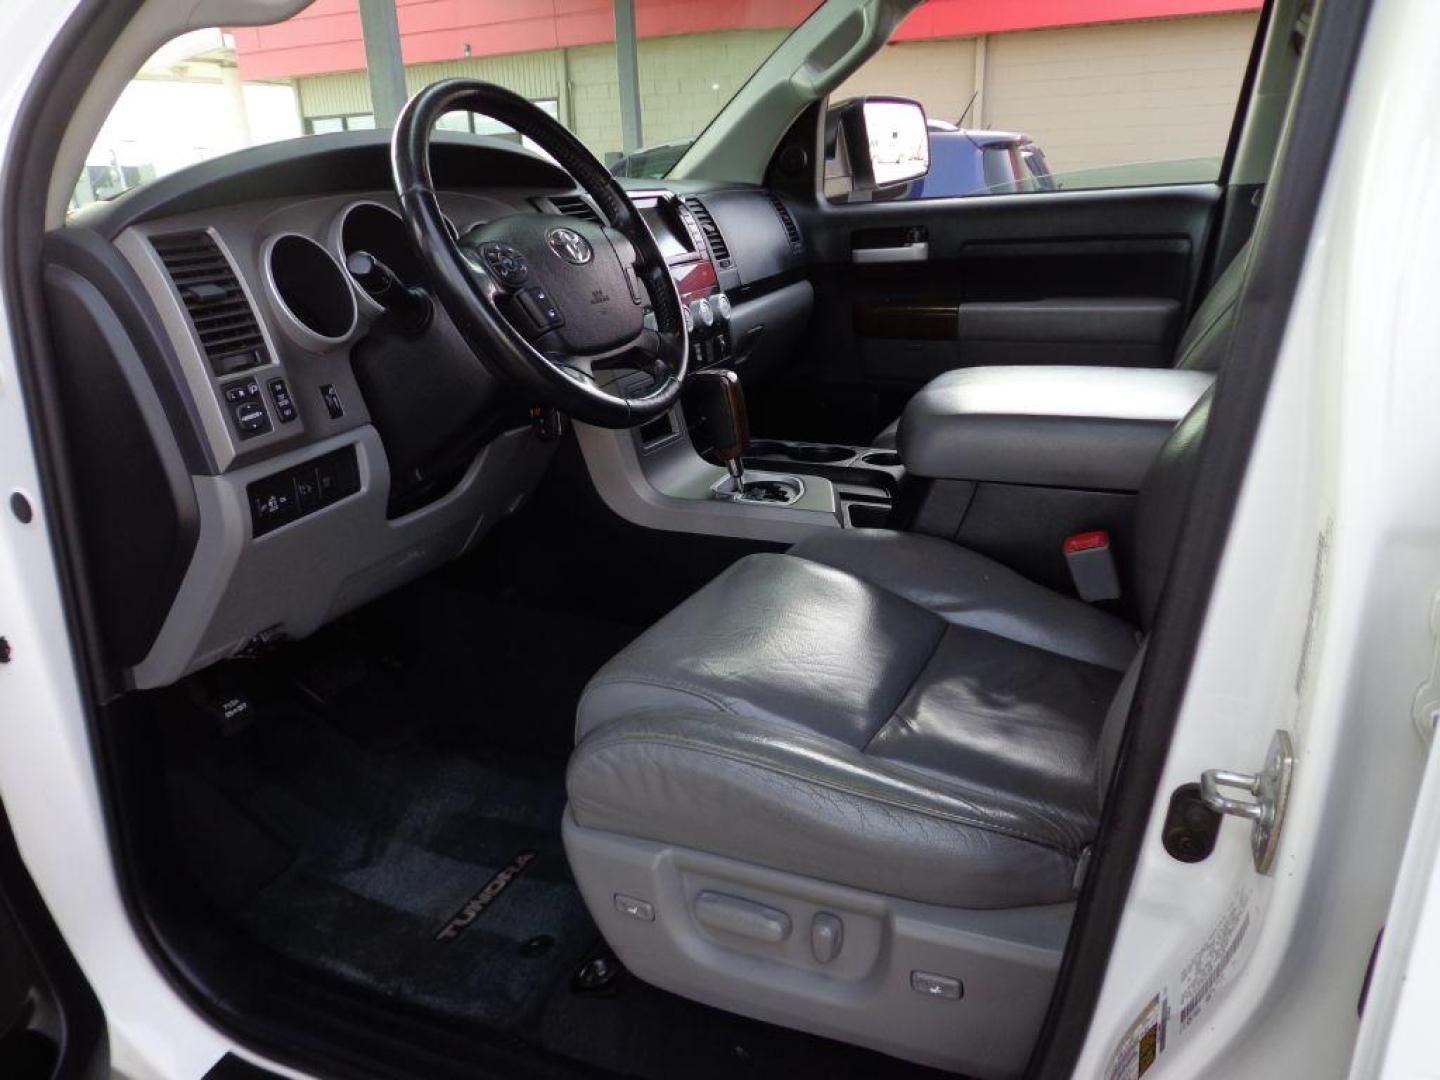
1064, 530, 1120, 602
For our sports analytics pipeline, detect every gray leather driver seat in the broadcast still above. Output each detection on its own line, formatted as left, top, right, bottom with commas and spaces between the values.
563, 392, 1213, 1076
871, 239, 1251, 449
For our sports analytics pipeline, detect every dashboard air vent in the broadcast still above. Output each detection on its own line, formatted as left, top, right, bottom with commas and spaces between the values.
151, 230, 267, 376
551, 195, 601, 224
767, 193, 803, 255
682, 197, 733, 269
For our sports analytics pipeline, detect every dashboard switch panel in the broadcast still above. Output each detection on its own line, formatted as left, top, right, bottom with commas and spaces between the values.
225, 377, 272, 439
268, 377, 298, 423
248, 445, 360, 537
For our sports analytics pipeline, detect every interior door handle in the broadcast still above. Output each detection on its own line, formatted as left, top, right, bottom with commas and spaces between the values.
853, 242, 929, 264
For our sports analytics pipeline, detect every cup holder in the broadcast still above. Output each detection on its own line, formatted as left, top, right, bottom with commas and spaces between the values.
747, 440, 790, 457
860, 450, 902, 467
748, 440, 852, 464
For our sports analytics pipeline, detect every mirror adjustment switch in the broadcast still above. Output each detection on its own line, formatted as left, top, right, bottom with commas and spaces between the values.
234, 399, 270, 439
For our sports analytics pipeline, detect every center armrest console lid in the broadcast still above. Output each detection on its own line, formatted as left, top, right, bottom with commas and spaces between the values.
898, 365, 1215, 491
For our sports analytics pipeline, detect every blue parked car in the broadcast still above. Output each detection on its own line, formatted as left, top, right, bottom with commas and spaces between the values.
908, 119, 1055, 198
611, 118, 1054, 197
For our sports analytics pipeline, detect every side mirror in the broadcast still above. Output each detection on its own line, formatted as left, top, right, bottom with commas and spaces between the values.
826, 96, 930, 198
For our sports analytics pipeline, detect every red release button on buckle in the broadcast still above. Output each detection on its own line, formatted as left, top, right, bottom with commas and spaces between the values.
1063, 530, 1120, 601
1063, 529, 1110, 554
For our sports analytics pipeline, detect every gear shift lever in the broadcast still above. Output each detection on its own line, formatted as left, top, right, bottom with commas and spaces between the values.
687, 369, 750, 493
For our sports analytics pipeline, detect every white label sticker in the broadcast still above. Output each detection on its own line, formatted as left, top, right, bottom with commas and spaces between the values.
1178, 885, 1254, 1033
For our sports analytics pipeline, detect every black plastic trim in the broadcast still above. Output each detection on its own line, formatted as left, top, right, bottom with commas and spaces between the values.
70, 130, 576, 241
42, 264, 202, 670
1026, 0, 1375, 1074
201, 1054, 287, 1080
43, 228, 213, 474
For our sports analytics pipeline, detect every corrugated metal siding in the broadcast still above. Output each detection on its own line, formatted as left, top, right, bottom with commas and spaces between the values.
984, 13, 1259, 173
298, 49, 563, 118
293, 15, 1258, 171
833, 37, 980, 125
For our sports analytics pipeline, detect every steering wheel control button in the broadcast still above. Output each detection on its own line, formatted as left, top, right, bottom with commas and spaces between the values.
516, 286, 564, 334
480, 242, 529, 287
320, 383, 344, 420
267, 377, 298, 423
911, 971, 964, 1001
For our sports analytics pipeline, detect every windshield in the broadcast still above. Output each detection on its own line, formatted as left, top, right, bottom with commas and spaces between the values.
75, 0, 824, 210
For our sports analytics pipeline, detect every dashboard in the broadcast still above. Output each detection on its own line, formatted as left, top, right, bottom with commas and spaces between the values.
47, 130, 811, 689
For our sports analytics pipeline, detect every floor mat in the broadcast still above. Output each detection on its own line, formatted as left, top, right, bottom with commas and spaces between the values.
185, 705, 595, 1032
160, 582, 950, 1079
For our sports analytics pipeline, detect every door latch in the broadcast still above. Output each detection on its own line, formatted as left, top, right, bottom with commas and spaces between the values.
1200, 729, 1294, 875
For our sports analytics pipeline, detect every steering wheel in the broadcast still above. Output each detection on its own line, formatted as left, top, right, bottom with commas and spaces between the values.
391, 79, 689, 428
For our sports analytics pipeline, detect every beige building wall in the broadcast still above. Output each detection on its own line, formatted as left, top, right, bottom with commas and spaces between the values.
984, 13, 1259, 173
512, 29, 789, 158
295, 28, 785, 162
292, 13, 1258, 174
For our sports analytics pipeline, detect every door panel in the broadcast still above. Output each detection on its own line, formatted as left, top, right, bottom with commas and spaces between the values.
757, 184, 1221, 444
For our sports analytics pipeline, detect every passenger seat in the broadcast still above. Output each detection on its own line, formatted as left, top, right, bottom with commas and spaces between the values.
871, 239, 1252, 449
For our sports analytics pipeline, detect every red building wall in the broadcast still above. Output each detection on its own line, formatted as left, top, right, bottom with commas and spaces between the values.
231, 0, 1262, 82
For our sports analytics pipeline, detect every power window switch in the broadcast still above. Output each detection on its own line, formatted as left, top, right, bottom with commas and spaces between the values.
911, 971, 963, 1000
614, 894, 654, 922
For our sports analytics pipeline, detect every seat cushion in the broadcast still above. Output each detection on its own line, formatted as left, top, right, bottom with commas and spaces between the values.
570, 530, 1138, 908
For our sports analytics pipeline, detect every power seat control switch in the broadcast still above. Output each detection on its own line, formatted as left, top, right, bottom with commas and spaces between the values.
811, 912, 844, 964
911, 971, 963, 1001
614, 894, 654, 922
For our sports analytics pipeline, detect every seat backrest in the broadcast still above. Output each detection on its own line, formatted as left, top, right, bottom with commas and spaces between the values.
1094, 392, 1210, 801
1130, 388, 1213, 629
1094, 239, 1247, 801
1173, 238, 1253, 373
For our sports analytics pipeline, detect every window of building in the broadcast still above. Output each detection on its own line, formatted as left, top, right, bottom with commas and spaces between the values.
305, 114, 375, 134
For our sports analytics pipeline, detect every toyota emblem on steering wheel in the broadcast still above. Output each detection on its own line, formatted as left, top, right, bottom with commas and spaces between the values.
546, 226, 594, 265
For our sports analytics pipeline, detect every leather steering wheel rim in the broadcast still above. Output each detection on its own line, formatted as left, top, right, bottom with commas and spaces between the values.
391, 79, 688, 428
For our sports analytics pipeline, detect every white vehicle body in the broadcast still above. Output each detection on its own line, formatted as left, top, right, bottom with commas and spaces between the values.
0, 0, 1438, 1077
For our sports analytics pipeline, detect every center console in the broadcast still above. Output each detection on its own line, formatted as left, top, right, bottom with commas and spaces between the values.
578, 189, 880, 543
